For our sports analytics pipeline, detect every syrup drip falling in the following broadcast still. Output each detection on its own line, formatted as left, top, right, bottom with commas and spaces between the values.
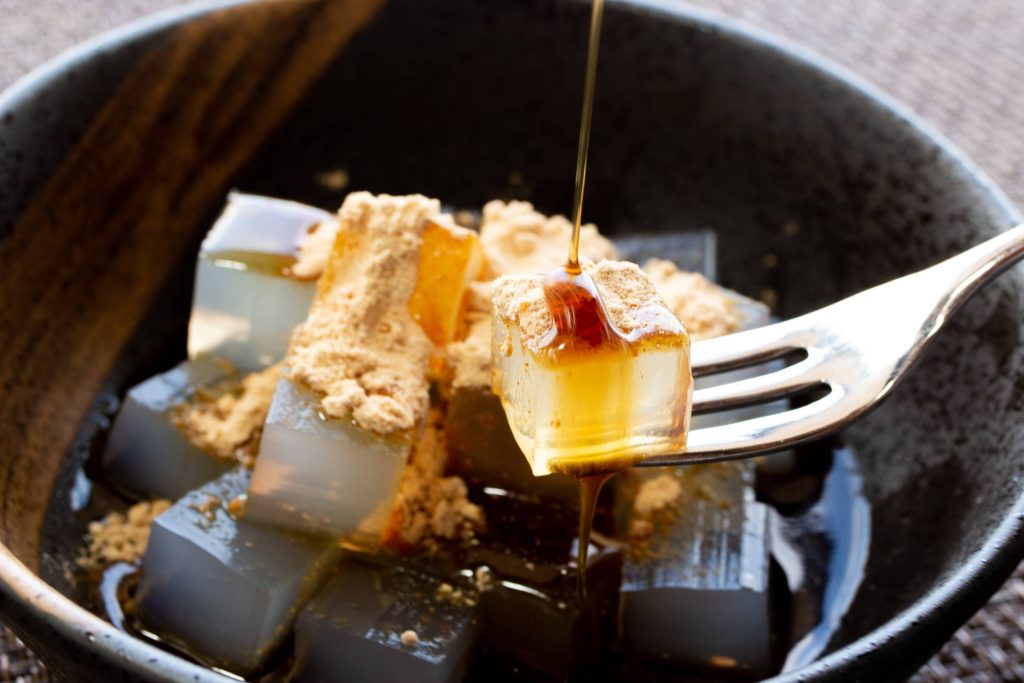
576, 473, 612, 600
542, 266, 637, 594
548, 0, 620, 597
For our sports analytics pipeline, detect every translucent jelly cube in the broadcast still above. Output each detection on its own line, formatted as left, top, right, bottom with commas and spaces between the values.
614, 230, 717, 280
292, 557, 478, 683
466, 491, 620, 677
617, 462, 774, 677
493, 338, 692, 476
408, 218, 484, 347
136, 468, 339, 676
614, 245, 777, 674
477, 576, 586, 677
102, 357, 235, 500
188, 193, 335, 371
446, 388, 578, 505
245, 376, 411, 539
492, 263, 692, 476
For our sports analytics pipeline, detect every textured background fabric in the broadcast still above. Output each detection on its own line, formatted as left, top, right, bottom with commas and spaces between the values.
3, 0, 1022, 209
2, 0, 1024, 680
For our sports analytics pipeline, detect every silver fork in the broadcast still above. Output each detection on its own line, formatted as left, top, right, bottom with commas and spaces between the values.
640, 222, 1024, 467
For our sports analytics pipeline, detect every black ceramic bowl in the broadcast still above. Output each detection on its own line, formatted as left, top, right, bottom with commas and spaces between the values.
1, 0, 1022, 680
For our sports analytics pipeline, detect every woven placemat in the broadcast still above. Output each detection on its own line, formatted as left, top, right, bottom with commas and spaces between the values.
3, 0, 1024, 680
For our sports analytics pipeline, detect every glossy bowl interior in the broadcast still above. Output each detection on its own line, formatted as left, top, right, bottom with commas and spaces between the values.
1, 0, 1023, 680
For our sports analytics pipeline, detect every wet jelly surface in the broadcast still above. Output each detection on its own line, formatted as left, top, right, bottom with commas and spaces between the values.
494, 267, 692, 478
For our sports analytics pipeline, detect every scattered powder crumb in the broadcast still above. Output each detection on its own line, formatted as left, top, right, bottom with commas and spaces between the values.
452, 209, 481, 231
463, 280, 494, 315
629, 519, 655, 540
227, 494, 247, 518
288, 192, 438, 435
710, 655, 740, 668
435, 581, 478, 608
384, 411, 485, 551
444, 313, 493, 390
289, 217, 341, 280
492, 259, 685, 352
316, 169, 350, 192
633, 474, 683, 516
478, 200, 617, 278
474, 566, 494, 593
78, 500, 171, 569
643, 258, 741, 340
628, 464, 748, 556
173, 362, 281, 467
443, 278, 494, 392
400, 630, 419, 646
192, 494, 221, 522
629, 473, 683, 542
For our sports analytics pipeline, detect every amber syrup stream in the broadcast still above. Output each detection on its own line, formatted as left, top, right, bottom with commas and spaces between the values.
567, 0, 604, 274
574, 473, 611, 599
551, 0, 618, 600
543, 268, 641, 595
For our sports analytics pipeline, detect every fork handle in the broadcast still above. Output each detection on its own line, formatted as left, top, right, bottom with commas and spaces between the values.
929, 222, 1024, 322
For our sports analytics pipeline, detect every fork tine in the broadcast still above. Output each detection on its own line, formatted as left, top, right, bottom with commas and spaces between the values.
641, 387, 847, 466
692, 352, 825, 412
690, 320, 805, 375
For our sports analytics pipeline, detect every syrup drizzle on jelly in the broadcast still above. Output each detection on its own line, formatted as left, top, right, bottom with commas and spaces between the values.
541, 267, 628, 350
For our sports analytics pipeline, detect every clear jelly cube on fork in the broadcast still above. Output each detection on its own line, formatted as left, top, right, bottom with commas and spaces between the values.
492, 260, 693, 476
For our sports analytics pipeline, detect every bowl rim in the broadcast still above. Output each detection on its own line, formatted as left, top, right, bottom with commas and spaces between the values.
0, 0, 1021, 680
